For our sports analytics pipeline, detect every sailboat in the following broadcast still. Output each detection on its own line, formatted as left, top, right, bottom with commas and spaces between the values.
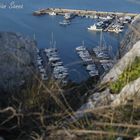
45, 33, 69, 82
59, 20, 70, 26
76, 41, 86, 51
93, 31, 110, 60
49, 11, 56, 16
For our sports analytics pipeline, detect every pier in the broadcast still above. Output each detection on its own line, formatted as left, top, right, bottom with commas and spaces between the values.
33, 8, 139, 18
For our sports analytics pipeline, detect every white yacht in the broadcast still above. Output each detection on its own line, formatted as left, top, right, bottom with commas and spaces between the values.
94, 15, 98, 19
76, 41, 87, 51
51, 62, 63, 67
49, 57, 60, 62
49, 12, 56, 16
108, 27, 123, 34
89, 71, 99, 77
88, 24, 103, 31
86, 64, 96, 71
76, 46, 86, 51
114, 28, 123, 33
64, 13, 75, 20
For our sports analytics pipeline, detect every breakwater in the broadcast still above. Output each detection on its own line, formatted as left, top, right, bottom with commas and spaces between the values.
33, 8, 138, 17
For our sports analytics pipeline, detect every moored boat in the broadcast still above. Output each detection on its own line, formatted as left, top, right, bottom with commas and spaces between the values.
49, 12, 56, 16
59, 20, 70, 26
88, 24, 103, 31
64, 13, 76, 20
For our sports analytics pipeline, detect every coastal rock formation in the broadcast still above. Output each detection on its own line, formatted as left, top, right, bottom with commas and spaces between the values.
0, 32, 37, 93
120, 14, 140, 56
71, 89, 116, 121
112, 77, 140, 106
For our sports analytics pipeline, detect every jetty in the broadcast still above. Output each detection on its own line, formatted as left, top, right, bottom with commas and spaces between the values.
33, 8, 138, 18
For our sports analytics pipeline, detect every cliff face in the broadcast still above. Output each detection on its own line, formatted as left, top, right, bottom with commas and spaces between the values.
0, 32, 37, 93
112, 77, 140, 106
120, 14, 140, 56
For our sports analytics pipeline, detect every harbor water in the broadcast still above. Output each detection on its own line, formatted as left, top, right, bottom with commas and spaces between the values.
0, 0, 140, 82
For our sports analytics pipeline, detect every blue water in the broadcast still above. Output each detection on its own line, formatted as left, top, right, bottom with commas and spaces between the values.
0, 0, 140, 82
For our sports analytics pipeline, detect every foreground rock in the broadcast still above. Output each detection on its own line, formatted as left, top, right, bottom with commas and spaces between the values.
0, 32, 37, 93
112, 77, 140, 106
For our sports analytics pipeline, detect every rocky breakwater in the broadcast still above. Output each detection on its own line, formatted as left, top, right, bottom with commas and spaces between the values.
0, 32, 37, 94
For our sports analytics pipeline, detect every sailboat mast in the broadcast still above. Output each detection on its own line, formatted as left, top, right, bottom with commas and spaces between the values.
100, 31, 103, 51
54, 41, 56, 48
51, 32, 54, 48
82, 40, 85, 47
33, 33, 36, 41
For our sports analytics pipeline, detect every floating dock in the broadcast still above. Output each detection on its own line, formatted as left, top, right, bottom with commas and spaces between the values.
33, 8, 138, 18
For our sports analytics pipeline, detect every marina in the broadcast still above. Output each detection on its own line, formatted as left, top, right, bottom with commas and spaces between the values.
1, 0, 140, 82
33, 7, 135, 82
36, 48, 49, 81
87, 15, 133, 33
36, 34, 69, 85
36, 47, 69, 85
74, 30, 115, 79
75, 41, 113, 78
45, 47, 69, 85
76, 43, 99, 78
36, 38, 114, 83
34, 8, 135, 33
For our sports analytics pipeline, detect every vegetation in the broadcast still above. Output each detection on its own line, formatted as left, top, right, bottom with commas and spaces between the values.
0, 74, 100, 139
110, 56, 140, 93
0, 59, 140, 139
0, 73, 140, 140
48, 102, 140, 140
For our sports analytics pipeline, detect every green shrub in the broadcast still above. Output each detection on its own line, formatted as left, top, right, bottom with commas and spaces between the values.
110, 57, 140, 93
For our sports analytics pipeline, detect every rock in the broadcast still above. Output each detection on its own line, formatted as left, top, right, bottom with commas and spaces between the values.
0, 32, 37, 93
120, 14, 140, 56
71, 88, 115, 121
112, 77, 140, 106
116, 137, 123, 140
102, 41, 140, 83
0, 137, 4, 140
135, 137, 140, 140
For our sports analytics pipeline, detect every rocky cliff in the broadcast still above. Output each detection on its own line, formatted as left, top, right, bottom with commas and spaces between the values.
120, 14, 140, 56
0, 32, 37, 94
